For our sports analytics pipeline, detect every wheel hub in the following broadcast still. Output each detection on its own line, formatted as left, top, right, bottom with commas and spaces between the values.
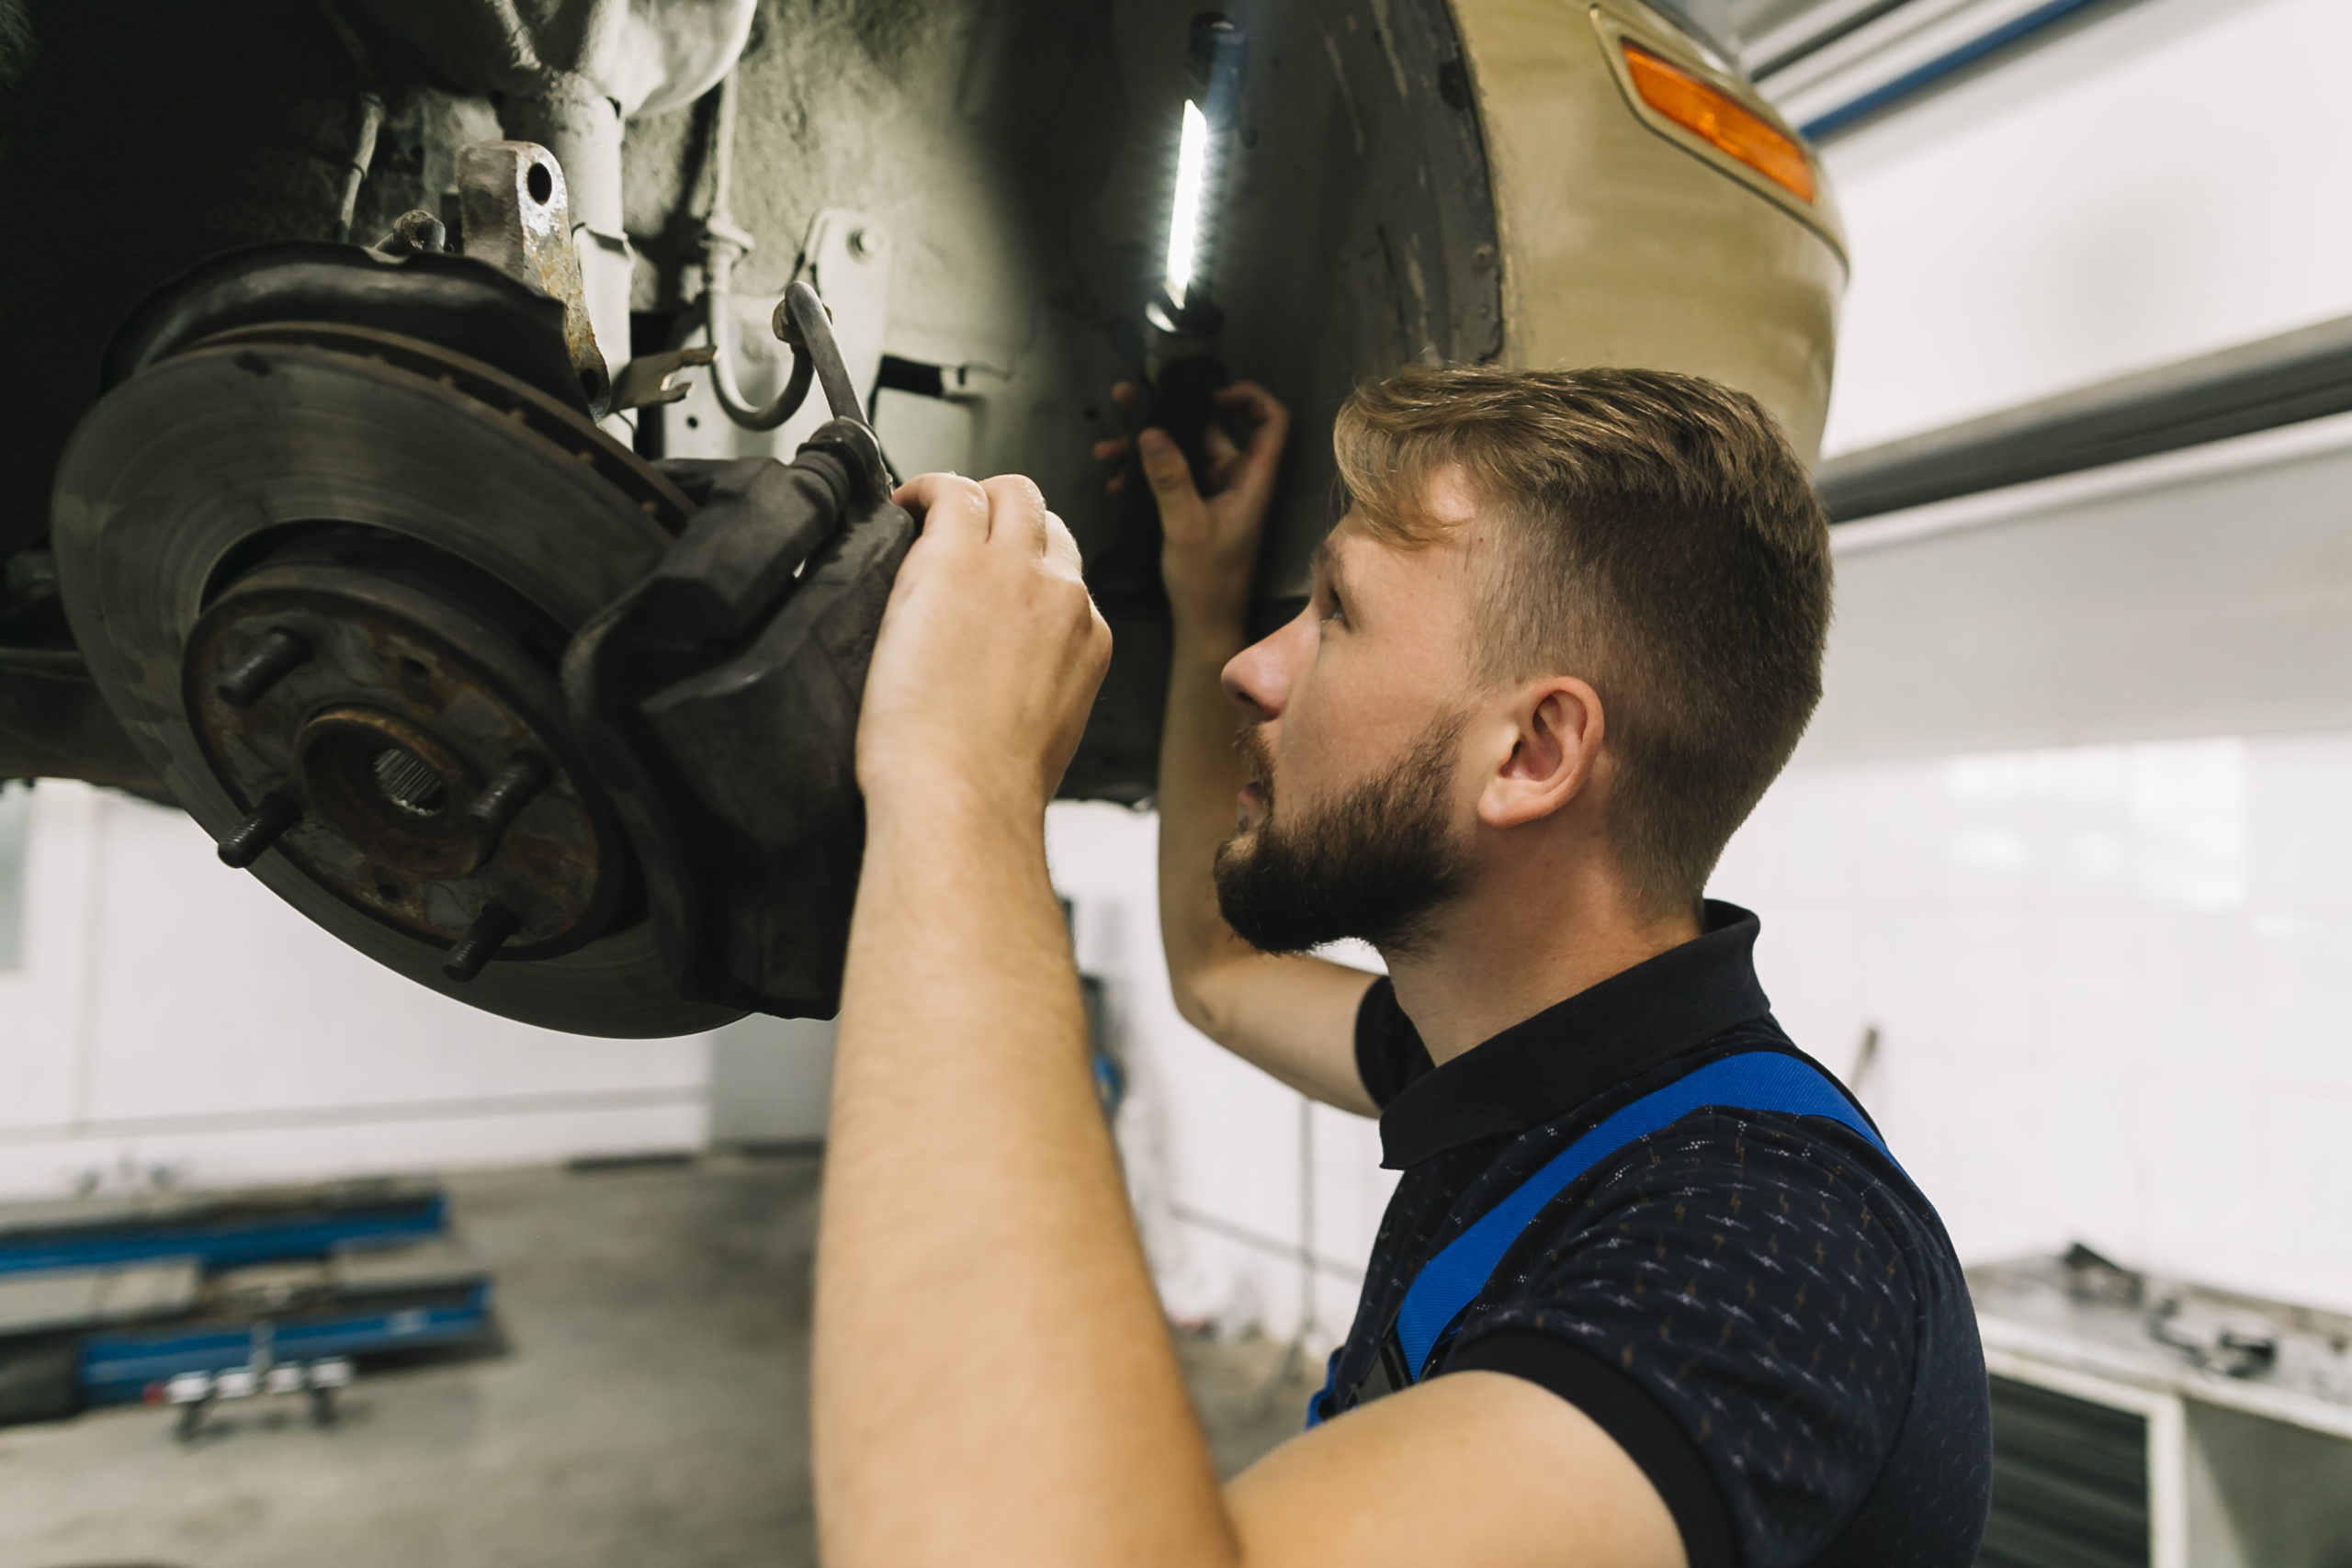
184, 542, 625, 974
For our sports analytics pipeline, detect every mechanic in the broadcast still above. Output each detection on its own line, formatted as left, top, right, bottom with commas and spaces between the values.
811, 366, 1993, 1568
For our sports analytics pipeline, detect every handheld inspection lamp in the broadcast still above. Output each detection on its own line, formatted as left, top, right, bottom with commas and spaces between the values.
1137, 13, 1246, 468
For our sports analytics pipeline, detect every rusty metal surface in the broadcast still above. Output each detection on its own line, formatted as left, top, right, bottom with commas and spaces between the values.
98, 243, 593, 416
197, 321, 695, 531
51, 328, 737, 1038
186, 559, 621, 958
456, 140, 610, 412
373, 209, 450, 255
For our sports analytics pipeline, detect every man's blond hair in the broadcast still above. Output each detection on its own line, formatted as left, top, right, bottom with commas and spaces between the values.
1332, 365, 1832, 919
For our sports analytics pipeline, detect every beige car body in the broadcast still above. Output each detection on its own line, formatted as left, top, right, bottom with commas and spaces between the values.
1462, 0, 1846, 459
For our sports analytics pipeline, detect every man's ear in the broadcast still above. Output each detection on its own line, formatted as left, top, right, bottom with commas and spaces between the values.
1475, 677, 1605, 830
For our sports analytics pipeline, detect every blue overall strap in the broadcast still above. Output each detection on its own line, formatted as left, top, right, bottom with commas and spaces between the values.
1390, 1051, 1888, 1382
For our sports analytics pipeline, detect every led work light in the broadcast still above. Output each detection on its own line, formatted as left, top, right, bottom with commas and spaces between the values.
1136, 15, 1246, 475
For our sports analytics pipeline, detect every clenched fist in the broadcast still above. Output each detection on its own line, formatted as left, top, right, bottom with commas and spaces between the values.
856, 473, 1113, 822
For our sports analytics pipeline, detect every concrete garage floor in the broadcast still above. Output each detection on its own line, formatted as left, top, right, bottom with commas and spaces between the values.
0, 1156, 1323, 1568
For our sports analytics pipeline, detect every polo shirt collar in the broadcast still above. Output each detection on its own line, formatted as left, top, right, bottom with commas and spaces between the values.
1377, 900, 1773, 1169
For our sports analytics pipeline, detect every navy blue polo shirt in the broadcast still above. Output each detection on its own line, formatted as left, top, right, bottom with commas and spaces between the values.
1322, 902, 1992, 1568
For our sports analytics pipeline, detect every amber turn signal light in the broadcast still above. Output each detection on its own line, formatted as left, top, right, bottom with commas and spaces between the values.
1622, 42, 1816, 204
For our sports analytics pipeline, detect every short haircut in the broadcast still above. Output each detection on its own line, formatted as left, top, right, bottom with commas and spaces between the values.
1332, 365, 1832, 919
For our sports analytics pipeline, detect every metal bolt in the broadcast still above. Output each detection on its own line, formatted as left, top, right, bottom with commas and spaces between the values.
218, 793, 301, 867
388, 209, 447, 254
217, 628, 310, 708
443, 904, 521, 982
462, 754, 551, 868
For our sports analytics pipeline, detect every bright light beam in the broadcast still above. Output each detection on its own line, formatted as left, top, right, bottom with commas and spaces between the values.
1163, 99, 1210, 308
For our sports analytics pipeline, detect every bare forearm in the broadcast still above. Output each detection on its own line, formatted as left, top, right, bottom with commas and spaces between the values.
1157, 619, 1254, 997
817, 788, 1233, 1568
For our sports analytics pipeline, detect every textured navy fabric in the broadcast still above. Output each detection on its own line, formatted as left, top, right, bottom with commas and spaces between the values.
1389, 1053, 1887, 1380
1329, 905, 1992, 1568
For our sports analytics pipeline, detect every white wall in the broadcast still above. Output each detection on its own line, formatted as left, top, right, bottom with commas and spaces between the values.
1715, 732, 2352, 1314
1818, 0, 2352, 455
0, 783, 712, 1200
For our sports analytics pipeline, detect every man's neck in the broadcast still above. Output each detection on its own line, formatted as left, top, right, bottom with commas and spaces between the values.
1381, 869, 1702, 1066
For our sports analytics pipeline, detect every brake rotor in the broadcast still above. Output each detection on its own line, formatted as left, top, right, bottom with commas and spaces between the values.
51, 321, 741, 1038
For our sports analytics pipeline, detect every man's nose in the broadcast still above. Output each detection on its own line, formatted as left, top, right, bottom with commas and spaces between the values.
1220, 608, 1314, 724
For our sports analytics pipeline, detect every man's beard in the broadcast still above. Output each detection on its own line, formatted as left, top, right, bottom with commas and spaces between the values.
1214, 712, 1471, 956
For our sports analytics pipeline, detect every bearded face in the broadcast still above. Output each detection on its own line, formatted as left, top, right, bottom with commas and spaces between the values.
1213, 711, 1472, 956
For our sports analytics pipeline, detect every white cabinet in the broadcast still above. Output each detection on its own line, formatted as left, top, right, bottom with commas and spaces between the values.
1973, 1256, 2352, 1568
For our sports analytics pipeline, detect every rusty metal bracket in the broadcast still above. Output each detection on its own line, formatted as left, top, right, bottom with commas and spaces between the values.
456, 141, 611, 416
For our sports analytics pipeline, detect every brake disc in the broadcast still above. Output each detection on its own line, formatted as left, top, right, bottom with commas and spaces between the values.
51, 321, 741, 1038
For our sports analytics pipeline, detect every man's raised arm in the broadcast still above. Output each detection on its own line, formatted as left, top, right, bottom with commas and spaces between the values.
1111, 385, 1380, 1116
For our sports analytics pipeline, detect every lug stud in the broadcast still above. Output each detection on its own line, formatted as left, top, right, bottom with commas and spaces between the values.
443, 904, 521, 982
217, 628, 310, 707
218, 793, 301, 867
462, 754, 551, 868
